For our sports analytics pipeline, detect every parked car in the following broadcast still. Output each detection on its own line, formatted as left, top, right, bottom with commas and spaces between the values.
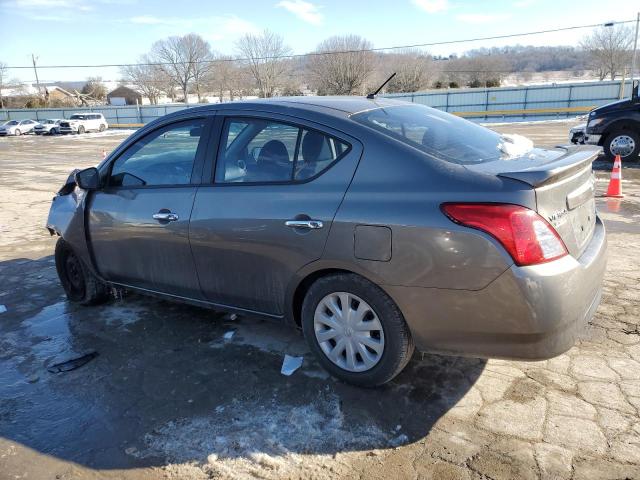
0, 119, 38, 136
59, 113, 108, 134
33, 119, 63, 135
47, 97, 607, 386
585, 80, 639, 161
569, 123, 586, 144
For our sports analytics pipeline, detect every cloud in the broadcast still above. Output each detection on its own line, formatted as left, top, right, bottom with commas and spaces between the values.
411, 0, 449, 13
276, 0, 323, 25
456, 13, 511, 24
127, 14, 258, 38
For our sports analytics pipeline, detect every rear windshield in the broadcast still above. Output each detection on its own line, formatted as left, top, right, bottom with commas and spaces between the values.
351, 104, 528, 165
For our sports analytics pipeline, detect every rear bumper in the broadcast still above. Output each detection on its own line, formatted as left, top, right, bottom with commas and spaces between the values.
386, 216, 607, 360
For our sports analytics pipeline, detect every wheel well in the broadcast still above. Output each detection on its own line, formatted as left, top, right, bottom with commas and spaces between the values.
604, 121, 639, 138
291, 268, 354, 326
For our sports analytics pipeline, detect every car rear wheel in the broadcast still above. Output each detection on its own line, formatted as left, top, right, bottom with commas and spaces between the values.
604, 130, 640, 162
15, 129, 21, 136
55, 239, 110, 305
78, 126, 85, 134
99, 124, 106, 132
301, 273, 414, 387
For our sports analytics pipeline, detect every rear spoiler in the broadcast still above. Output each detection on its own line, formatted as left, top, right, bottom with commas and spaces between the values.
497, 146, 599, 188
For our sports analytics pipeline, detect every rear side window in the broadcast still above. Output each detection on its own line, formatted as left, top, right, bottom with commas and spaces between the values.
352, 104, 524, 165
109, 119, 205, 187
215, 118, 349, 183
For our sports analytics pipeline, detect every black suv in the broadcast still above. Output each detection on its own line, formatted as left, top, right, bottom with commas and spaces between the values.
586, 80, 640, 161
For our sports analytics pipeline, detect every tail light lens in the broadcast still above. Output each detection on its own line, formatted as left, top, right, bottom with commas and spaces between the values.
441, 203, 568, 266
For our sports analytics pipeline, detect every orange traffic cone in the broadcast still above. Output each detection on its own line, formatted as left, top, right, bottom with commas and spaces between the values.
605, 155, 623, 198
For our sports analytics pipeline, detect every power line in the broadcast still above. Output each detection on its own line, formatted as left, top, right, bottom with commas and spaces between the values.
5, 19, 636, 70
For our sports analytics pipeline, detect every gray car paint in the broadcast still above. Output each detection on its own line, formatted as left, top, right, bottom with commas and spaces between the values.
47, 96, 607, 359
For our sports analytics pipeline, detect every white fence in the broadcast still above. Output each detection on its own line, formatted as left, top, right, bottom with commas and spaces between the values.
0, 79, 634, 125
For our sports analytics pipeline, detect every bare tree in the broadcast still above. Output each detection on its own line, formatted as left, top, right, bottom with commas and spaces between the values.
236, 30, 292, 98
384, 49, 438, 93
121, 56, 164, 104
0, 62, 7, 109
581, 25, 634, 81
307, 35, 376, 95
81, 77, 108, 102
150, 33, 214, 103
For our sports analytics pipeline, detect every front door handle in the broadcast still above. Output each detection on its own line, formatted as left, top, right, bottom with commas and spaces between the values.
285, 220, 323, 229
153, 212, 179, 222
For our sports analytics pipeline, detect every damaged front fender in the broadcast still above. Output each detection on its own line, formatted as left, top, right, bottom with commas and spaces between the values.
46, 170, 97, 275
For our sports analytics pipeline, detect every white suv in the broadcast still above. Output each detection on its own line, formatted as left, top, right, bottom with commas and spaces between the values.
59, 113, 109, 134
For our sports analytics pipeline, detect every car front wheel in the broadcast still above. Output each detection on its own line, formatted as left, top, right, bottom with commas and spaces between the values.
604, 130, 640, 162
301, 273, 414, 387
14, 129, 21, 136
55, 239, 110, 305
77, 126, 85, 134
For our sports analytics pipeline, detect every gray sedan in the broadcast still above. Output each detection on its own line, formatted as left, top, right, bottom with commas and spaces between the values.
47, 97, 607, 386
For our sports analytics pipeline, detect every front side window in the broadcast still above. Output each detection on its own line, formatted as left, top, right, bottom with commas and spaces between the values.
215, 118, 349, 183
109, 119, 205, 187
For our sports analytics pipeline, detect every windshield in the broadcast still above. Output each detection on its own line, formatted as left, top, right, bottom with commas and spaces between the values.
351, 104, 533, 165
6, 121, 19, 126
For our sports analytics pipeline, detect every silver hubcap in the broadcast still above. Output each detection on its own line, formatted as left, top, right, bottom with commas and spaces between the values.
313, 292, 385, 372
610, 135, 635, 157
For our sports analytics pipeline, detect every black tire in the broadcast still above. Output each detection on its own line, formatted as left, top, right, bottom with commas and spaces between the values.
55, 239, 109, 305
99, 124, 106, 132
14, 129, 21, 136
301, 273, 414, 387
77, 126, 85, 134
603, 129, 640, 162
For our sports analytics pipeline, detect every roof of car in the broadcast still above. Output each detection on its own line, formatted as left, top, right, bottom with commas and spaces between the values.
188, 95, 412, 117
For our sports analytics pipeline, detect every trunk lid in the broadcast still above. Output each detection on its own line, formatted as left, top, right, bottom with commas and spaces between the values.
470, 146, 599, 258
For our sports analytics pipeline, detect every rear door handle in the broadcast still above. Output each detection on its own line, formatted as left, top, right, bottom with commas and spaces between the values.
285, 220, 323, 229
153, 212, 179, 222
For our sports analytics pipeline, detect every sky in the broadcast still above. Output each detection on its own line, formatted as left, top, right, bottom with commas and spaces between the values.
0, 0, 638, 83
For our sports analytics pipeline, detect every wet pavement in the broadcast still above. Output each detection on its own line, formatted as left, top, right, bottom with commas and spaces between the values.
1, 123, 640, 479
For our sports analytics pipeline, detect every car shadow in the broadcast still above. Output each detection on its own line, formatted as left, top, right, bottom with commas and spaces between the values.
0, 255, 485, 472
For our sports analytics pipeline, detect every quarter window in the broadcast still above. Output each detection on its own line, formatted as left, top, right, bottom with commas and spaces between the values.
109, 119, 205, 187
215, 118, 349, 183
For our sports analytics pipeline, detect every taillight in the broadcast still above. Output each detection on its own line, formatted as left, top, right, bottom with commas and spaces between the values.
441, 203, 568, 266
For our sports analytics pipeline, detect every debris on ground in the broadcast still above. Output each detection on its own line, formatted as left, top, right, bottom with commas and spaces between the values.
389, 433, 409, 448
226, 313, 238, 321
47, 351, 98, 373
281, 355, 303, 376
623, 325, 640, 335
223, 331, 235, 340
0, 305, 6, 314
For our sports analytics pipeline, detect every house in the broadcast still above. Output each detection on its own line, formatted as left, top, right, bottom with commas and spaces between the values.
107, 86, 142, 106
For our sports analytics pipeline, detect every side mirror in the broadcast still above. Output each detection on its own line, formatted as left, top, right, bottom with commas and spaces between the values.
74, 167, 100, 190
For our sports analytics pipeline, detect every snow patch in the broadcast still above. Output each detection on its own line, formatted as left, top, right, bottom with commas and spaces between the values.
134, 393, 388, 478
499, 133, 534, 159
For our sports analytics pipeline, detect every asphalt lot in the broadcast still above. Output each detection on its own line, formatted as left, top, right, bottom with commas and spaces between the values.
1, 121, 640, 480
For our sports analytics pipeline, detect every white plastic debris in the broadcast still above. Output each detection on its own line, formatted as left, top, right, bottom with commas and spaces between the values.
223, 331, 235, 340
228, 313, 238, 321
389, 433, 409, 447
281, 355, 303, 376
0, 305, 6, 314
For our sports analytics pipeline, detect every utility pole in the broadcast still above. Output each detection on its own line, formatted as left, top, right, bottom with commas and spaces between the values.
631, 12, 639, 95
31, 54, 41, 96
